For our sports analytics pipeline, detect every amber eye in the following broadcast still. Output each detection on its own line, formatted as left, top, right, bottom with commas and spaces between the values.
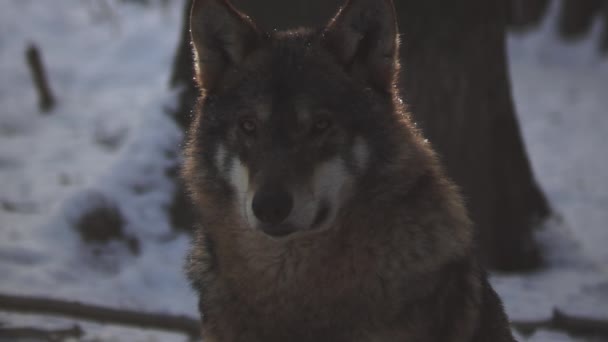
312, 119, 331, 134
240, 119, 257, 134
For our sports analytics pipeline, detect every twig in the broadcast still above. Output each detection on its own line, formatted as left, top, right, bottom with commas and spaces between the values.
512, 309, 608, 337
0, 324, 82, 341
25, 44, 55, 113
0, 293, 200, 337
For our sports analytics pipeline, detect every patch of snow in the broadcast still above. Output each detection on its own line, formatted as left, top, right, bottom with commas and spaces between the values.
0, 0, 194, 341
493, 1, 608, 341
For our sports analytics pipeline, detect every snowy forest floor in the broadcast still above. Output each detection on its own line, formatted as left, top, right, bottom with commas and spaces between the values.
0, 0, 607, 341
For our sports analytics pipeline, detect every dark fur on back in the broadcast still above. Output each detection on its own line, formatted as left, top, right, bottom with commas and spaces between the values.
182, 0, 518, 341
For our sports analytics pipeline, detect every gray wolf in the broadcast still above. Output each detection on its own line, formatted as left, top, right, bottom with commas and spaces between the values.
182, 0, 518, 340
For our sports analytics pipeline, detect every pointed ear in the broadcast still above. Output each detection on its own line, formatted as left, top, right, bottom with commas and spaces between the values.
321, 0, 399, 91
189, 0, 259, 91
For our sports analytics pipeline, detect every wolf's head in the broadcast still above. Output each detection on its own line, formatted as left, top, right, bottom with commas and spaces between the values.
184, 0, 406, 238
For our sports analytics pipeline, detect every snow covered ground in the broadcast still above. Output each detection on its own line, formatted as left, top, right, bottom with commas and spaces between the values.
0, 1, 194, 340
0, 0, 606, 341
494, 6, 608, 339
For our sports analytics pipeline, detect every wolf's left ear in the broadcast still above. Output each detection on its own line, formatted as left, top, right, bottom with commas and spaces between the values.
190, 0, 259, 91
321, 0, 399, 91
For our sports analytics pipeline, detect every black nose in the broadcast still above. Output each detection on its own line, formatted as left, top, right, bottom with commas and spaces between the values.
252, 187, 293, 225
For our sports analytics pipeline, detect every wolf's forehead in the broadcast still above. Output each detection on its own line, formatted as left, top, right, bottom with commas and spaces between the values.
254, 102, 271, 121
252, 97, 315, 125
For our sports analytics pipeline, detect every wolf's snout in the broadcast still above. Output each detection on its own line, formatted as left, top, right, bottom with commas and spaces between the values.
251, 187, 293, 226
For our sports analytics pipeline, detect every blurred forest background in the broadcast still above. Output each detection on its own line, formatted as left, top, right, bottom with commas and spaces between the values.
0, 0, 607, 341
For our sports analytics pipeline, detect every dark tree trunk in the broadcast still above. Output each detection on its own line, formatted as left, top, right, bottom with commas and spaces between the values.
168, 0, 198, 232
506, 0, 608, 53
170, 0, 196, 130
170, 0, 550, 270
556, 0, 608, 53
395, 0, 549, 270
507, 0, 549, 30
558, 0, 603, 40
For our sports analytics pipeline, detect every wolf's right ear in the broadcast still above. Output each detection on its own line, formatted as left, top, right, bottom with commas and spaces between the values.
190, 0, 259, 91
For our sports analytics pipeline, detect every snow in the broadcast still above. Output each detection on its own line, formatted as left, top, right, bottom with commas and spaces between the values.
491, 2, 608, 340
0, 1, 194, 341
0, 0, 607, 341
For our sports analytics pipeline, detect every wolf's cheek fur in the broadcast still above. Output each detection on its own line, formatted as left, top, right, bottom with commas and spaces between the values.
302, 137, 370, 229
310, 157, 353, 226
349, 136, 371, 174
228, 156, 251, 224
209, 142, 251, 222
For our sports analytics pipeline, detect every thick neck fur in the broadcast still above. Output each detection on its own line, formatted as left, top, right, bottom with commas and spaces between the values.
185, 105, 474, 339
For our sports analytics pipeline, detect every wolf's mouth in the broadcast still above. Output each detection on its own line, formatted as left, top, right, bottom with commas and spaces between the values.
257, 203, 332, 238
258, 222, 297, 237
311, 202, 330, 228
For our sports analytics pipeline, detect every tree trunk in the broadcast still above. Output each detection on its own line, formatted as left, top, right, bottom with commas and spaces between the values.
395, 0, 549, 270
507, 0, 549, 30
170, 0, 550, 271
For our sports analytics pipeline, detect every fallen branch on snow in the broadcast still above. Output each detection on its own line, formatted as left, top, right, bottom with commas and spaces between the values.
0, 324, 82, 341
25, 44, 55, 113
511, 309, 608, 337
2, 293, 607, 338
0, 293, 200, 337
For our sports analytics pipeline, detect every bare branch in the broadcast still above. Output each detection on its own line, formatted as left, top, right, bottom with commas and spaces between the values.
0, 293, 200, 337
4, 292, 605, 339
0, 324, 82, 341
25, 44, 55, 113
512, 309, 608, 337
